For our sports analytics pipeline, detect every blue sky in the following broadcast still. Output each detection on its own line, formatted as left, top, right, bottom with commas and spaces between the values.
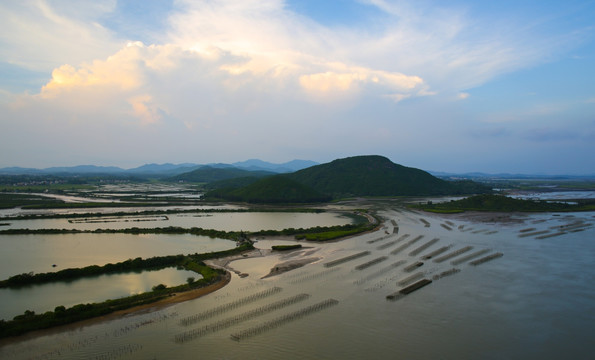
1, 0, 594, 174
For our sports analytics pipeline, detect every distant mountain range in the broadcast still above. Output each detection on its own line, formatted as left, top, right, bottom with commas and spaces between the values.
0, 159, 319, 176
2, 159, 592, 180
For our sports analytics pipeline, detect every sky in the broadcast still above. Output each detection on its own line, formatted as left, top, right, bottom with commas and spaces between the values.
1, 0, 594, 175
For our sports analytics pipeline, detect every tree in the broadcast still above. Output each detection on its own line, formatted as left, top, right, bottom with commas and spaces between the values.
152, 284, 167, 291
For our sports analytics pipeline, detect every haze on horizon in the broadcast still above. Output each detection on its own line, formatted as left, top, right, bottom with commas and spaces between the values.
1, 0, 594, 175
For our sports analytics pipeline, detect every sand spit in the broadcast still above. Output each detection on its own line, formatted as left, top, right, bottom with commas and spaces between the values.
205, 249, 266, 278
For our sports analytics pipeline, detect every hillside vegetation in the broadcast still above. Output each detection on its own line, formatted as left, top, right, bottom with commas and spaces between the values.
204, 175, 332, 203
205, 155, 490, 203
286, 155, 486, 197
170, 166, 273, 183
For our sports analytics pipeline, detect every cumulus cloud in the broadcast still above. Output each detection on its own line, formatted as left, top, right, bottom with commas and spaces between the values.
0, 0, 119, 72
167, 0, 427, 101
21, 0, 435, 128
299, 72, 362, 93
298, 67, 423, 101
128, 95, 162, 125
6, 0, 579, 110
1, 0, 593, 171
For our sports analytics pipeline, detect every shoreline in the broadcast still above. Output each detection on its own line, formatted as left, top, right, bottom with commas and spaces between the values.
0, 271, 231, 347
0, 209, 379, 346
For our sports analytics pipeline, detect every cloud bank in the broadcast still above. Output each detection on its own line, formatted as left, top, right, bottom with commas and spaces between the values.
1, 0, 593, 173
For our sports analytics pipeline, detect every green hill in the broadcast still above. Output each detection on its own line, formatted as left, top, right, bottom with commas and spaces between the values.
286, 155, 486, 197
204, 155, 490, 203
204, 175, 331, 203
169, 166, 273, 183
204, 176, 263, 190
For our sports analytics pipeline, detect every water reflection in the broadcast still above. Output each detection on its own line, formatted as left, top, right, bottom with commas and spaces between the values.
0, 234, 235, 279
0, 268, 200, 320
3, 211, 351, 231
0, 206, 593, 359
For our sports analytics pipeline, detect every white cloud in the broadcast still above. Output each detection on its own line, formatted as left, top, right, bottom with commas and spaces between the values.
162, 0, 430, 104
0, 0, 119, 72
5, 0, 580, 106
300, 72, 360, 92
128, 95, 162, 125
384, 93, 411, 103
1, 0, 593, 171
353, 0, 585, 93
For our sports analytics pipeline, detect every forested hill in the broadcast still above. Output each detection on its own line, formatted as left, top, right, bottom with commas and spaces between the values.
169, 166, 273, 183
204, 175, 331, 203
205, 155, 490, 203
286, 155, 489, 197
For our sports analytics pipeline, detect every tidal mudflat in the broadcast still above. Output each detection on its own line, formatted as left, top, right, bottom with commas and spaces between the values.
1, 201, 594, 359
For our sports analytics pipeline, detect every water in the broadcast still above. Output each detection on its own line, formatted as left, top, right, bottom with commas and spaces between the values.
0, 268, 200, 320
0, 234, 235, 279
0, 204, 594, 359
1, 211, 351, 231
0, 204, 243, 218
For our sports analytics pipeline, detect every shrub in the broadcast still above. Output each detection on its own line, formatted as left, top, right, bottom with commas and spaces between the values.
152, 284, 167, 291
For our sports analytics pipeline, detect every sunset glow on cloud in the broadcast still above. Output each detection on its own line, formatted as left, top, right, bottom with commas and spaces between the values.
1, 0, 594, 174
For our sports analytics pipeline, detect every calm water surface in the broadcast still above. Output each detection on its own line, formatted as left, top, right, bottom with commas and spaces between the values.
0, 205, 593, 359
0, 233, 235, 278
2, 212, 351, 231
0, 268, 200, 320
